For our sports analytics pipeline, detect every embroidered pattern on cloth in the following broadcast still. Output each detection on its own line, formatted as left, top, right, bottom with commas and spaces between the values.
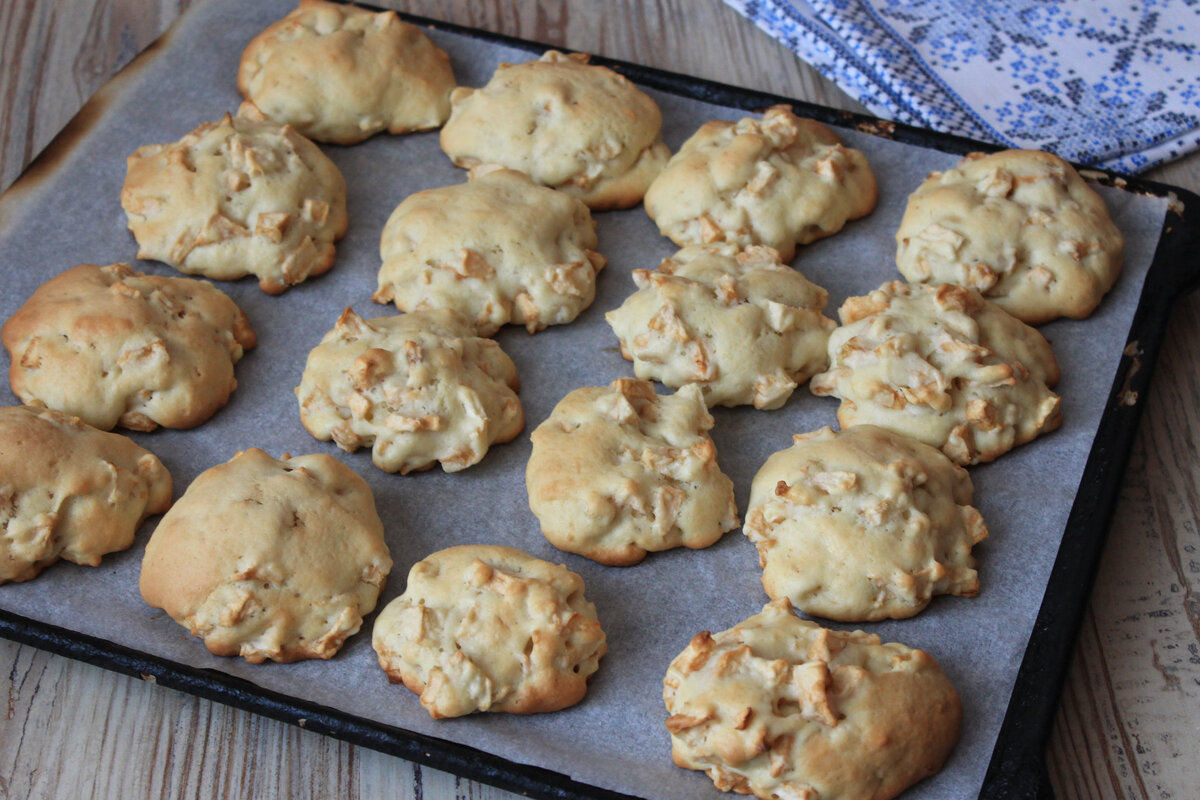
725, 0, 1200, 172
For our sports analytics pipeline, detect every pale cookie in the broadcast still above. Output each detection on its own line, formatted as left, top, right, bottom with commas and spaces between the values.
238, 0, 455, 144
605, 244, 835, 409
140, 448, 391, 663
0, 403, 172, 585
296, 308, 523, 474
373, 168, 606, 335
2, 263, 256, 432
663, 599, 962, 800
644, 105, 877, 261
527, 379, 738, 566
744, 426, 988, 622
896, 149, 1124, 324
372, 544, 607, 718
810, 281, 1062, 465
122, 102, 348, 294
439, 51, 670, 210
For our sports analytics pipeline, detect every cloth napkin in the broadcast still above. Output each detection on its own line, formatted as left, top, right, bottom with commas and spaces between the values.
723, 0, 1200, 173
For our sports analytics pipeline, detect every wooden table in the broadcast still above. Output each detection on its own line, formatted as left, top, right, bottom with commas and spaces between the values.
2, 2, 1197, 798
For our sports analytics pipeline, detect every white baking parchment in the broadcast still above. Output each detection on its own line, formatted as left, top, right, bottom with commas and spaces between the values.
0, 1, 1171, 798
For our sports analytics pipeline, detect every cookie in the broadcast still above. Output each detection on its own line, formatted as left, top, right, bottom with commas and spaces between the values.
121, 102, 348, 294
2, 263, 256, 431
644, 105, 877, 261
744, 425, 989, 621
296, 308, 523, 474
810, 281, 1061, 465
439, 51, 670, 210
238, 0, 455, 144
605, 244, 835, 409
663, 600, 962, 800
373, 167, 606, 335
527, 379, 738, 566
372, 544, 607, 718
0, 403, 172, 585
896, 149, 1124, 324
139, 448, 391, 663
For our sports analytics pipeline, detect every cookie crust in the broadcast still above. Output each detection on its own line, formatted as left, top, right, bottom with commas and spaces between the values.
2, 263, 256, 431
373, 167, 605, 335
297, 308, 523, 474
439, 51, 670, 210
372, 544, 607, 718
744, 425, 988, 621
810, 281, 1061, 465
606, 244, 835, 409
121, 102, 348, 294
644, 105, 877, 261
0, 403, 172, 584
527, 379, 738, 566
139, 448, 391, 663
238, 0, 455, 144
895, 149, 1124, 324
663, 600, 962, 800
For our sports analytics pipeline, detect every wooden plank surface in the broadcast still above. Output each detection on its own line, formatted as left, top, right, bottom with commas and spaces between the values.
1, 2, 1197, 798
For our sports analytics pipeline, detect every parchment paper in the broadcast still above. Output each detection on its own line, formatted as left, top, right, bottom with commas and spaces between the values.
0, 1, 1170, 798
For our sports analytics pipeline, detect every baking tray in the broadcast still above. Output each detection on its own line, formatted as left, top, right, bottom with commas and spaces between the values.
1, 2, 1197, 799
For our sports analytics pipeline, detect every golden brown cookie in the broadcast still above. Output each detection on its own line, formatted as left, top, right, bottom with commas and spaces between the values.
372, 544, 607, 718
605, 244, 835, 409
663, 600, 962, 800
810, 281, 1061, 465
373, 167, 605, 335
2, 263, 256, 432
645, 105, 877, 260
0, 403, 172, 584
896, 150, 1124, 324
140, 449, 391, 663
296, 308, 523, 474
527, 379, 738, 566
439, 51, 670, 210
744, 426, 988, 621
238, 0, 456, 144
121, 102, 348, 294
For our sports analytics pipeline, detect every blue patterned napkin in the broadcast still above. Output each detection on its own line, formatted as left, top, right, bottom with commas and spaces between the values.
724, 0, 1200, 173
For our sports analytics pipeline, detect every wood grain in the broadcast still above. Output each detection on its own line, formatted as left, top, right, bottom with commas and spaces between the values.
1046, 291, 1200, 800
1, 1, 1198, 799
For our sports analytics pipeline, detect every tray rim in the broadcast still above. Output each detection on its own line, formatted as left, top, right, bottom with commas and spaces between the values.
2, 5, 1199, 800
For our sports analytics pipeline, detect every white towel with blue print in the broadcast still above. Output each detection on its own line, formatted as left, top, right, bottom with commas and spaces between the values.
724, 0, 1200, 173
